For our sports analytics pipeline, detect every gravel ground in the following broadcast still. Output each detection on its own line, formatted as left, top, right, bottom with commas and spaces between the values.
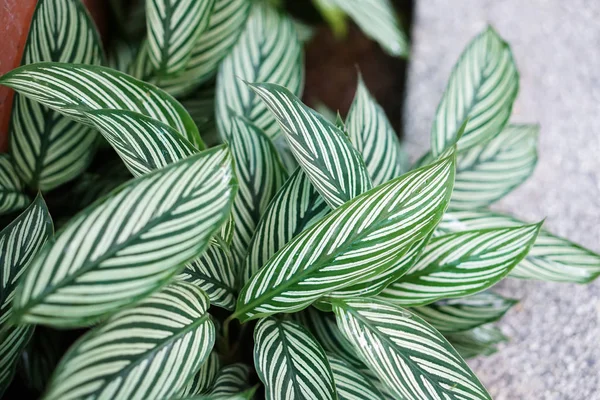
403, 1, 600, 399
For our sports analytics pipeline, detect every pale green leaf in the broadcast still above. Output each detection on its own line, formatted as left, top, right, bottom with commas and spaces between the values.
13, 147, 236, 327
254, 317, 337, 400
178, 351, 221, 397
235, 155, 455, 322
432, 27, 518, 156
0, 154, 29, 215
249, 82, 372, 209
328, 354, 384, 400
331, 298, 491, 400
445, 325, 508, 359
43, 281, 215, 400
216, 2, 303, 140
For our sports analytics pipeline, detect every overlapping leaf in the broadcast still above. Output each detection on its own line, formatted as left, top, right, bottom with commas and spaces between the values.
254, 317, 337, 400
178, 351, 220, 397
446, 325, 508, 359
346, 76, 408, 185
0, 63, 202, 148
412, 292, 517, 333
331, 298, 491, 400
209, 364, 252, 397
450, 124, 538, 209
380, 224, 540, 306
0, 155, 29, 215
13, 147, 235, 327
9, 0, 104, 190
0, 325, 34, 397
250, 82, 372, 209
328, 354, 383, 400
431, 27, 518, 156
439, 210, 600, 283
43, 282, 215, 400
216, 2, 303, 140
235, 155, 455, 322
146, 0, 216, 76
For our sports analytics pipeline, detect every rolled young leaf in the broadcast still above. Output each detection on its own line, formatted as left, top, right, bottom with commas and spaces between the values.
9, 0, 104, 190
250, 82, 372, 209
0, 154, 29, 216
380, 224, 541, 306
327, 354, 384, 400
146, 0, 216, 76
13, 146, 236, 327
177, 351, 220, 397
235, 154, 455, 322
254, 317, 337, 400
216, 1, 303, 140
43, 281, 215, 400
431, 27, 518, 156
331, 298, 491, 400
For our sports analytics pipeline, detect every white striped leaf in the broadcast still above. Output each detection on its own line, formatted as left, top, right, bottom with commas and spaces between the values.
178, 237, 236, 310
229, 116, 288, 268
216, 2, 303, 140
331, 298, 491, 400
178, 351, 221, 397
445, 325, 508, 359
0, 155, 29, 215
0, 63, 203, 148
9, 0, 104, 190
250, 82, 372, 209
346, 76, 408, 186
360, 368, 396, 400
0, 325, 34, 397
380, 224, 541, 306
431, 27, 518, 157
209, 364, 252, 397
13, 147, 235, 327
146, 0, 216, 76
242, 168, 329, 284
254, 317, 337, 400
235, 155, 455, 322
328, 354, 384, 400
439, 210, 600, 283
450, 124, 538, 210
411, 292, 517, 333
178, 387, 257, 400
43, 281, 215, 400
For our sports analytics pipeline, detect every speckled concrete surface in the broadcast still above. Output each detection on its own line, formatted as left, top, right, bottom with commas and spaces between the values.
403, 1, 600, 399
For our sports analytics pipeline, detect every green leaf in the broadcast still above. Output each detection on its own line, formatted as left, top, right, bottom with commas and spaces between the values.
254, 317, 337, 399
312, 0, 348, 38
445, 325, 508, 359
328, 354, 384, 400
0, 155, 29, 216
178, 351, 221, 397
450, 124, 538, 210
178, 237, 236, 310
242, 168, 329, 284
209, 364, 252, 397
0, 325, 34, 397
229, 116, 288, 267
0, 63, 202, 148
411, 292, 517, 333
346, 76, 408, 185
431, 27, 518, 156
216, 2, 303, 140
13, 147, 236, 327
331, 298, 491, 400
9, 0, 104, 190
43, 281, 215, 400
146, 0, 216, 76
17, 327, 65, 393
107, 39, 139, 73
439, 210, 600, 283
250, 82, 372, 209
181, 84, 219, 146
380, 224, 541, 306
235, 155, 455, 322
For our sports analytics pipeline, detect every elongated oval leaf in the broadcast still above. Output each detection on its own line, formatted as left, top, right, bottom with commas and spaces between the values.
254, 317, 337, 400
146, 0, 216, 76
242, 168, 329, 284
178, 351, 220, 397
331, 298, 491, 400
0, 155, 29, 215
13, 147, 236, 327
445, 324, 508, 359
328, 354, 384, 400
380, 224, 541, 306
412, 292, 517, 333
209, 364, 252, 397
431, 27, 518, 156
250, 82, 372, 209
450, 124, 538, 209
9, 0, 104, 190
43, 281, 215, 400
216, 2, 303, 140
439, 210, 600, 283
346, 76, 408, 186
0, 63, 202, 148
235, 155, 455, 322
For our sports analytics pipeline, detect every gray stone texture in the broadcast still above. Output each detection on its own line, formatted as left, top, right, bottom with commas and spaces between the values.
403, 1, 600, 399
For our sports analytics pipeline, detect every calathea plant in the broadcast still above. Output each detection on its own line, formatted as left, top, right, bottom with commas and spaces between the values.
0, 0, 598, 399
